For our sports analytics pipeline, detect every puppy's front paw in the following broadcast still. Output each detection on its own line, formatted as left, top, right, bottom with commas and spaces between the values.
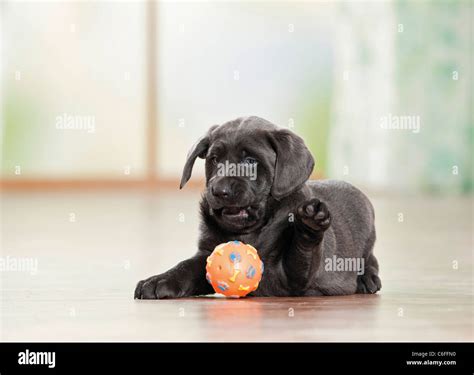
134, 274, 182, 299
296, 198, 331, 233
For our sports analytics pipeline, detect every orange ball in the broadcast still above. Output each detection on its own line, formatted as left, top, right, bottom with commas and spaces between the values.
205, 241, 263, 298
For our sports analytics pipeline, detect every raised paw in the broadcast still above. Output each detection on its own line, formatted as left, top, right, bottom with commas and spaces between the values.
134, 274, 183, 299
296, 198, 331, 233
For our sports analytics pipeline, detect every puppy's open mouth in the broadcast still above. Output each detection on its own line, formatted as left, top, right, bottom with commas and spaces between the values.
221, 206, 250, 219
211, 204, 262, 231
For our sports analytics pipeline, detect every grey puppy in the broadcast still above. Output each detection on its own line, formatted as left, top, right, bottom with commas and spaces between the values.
135, 116, 381, 299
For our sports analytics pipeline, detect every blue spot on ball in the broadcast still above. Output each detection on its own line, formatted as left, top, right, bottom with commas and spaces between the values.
229, 251, 241, 263
217, 281, 229, 291
246, 265, 256, 279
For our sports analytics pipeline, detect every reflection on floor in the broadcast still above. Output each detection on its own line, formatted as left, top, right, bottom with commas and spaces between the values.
1, 190, 472, 341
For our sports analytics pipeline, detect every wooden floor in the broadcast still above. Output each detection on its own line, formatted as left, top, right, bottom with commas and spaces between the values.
0, 190, 472, 341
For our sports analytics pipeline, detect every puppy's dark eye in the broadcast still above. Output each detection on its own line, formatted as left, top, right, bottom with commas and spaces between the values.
209, 156, 218, 165
243, 157, 257, 164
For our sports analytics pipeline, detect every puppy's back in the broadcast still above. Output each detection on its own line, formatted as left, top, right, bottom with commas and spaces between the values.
306, 179, 375, 246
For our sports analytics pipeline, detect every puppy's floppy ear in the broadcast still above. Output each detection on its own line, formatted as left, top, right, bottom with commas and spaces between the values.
269, 129, 315, 200
180, 125, 219, 189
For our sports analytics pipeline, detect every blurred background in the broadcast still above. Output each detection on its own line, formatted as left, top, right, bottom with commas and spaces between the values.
0, 1, 472, 342
1, 1, 471, 192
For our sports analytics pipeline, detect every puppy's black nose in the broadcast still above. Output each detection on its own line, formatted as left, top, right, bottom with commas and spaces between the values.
212, 185, 231, 199
211, 179, 236, 201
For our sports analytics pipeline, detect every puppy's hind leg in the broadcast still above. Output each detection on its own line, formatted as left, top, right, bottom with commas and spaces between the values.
356, 231, 381, 294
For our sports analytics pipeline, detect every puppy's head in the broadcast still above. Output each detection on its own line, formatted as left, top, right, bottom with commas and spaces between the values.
180, 116, 314, 233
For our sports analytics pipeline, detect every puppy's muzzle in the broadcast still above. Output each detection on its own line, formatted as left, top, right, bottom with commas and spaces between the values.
210, 177, 243, 204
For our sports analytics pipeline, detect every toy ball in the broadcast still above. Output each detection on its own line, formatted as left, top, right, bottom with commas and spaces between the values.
206, 241, 263, 298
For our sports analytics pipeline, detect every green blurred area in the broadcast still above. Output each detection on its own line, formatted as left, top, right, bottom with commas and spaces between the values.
2, 87, 43, 173
395, 0, 473, 193
297, 82, 331, 177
